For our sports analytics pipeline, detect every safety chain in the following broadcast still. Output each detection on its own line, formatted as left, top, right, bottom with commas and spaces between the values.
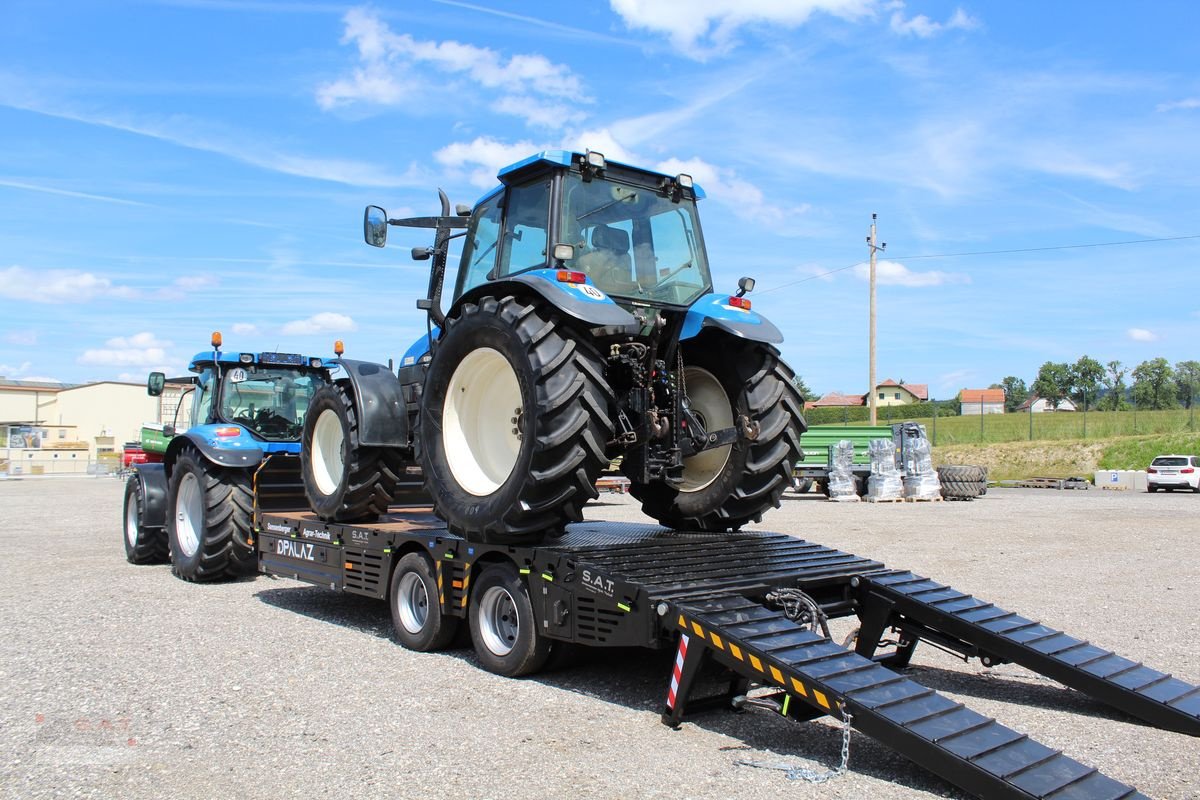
736, 702, 854, 783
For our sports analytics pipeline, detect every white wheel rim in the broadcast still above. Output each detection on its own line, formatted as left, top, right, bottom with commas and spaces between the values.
443, 348, 522, 496
175, 472, 203, 558
681, 367, 734, 492
397, 572, 429, 634
310, 408, 345, 496
125, 490, 139, 546
478, 585, 519, 656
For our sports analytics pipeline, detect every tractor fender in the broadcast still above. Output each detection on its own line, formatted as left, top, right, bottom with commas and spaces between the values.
328, 358, 409, 448
165, 427, 266, 469
455, 269, 640, 336
131, 463, 169, 528
679, 294, 783, 345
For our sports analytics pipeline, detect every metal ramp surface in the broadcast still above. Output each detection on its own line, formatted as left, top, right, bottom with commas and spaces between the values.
856, 571, 1200, 737
666, 594, 1147, 800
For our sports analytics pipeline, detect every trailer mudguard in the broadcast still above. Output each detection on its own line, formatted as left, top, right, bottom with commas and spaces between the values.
167, 428, 266, 469
132, 463, 169, 528
329, 358, 409, 448
456, 269, 640, 336
678, 293, 783, 345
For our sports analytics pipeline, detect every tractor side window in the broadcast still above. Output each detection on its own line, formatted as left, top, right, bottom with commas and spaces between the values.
192, 369, 215, 426
457, 193, 503, 297
497, 180, 550, 275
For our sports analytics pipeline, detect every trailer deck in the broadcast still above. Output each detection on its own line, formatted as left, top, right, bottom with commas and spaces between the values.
255, 508, 1198, 799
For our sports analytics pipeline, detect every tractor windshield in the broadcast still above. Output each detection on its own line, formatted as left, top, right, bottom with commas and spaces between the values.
560, 173, 712, 306
218, 367, 325, 441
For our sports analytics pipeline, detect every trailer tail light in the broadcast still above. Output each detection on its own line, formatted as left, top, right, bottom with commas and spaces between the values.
728, 296, 752, 311
557, 270, 587, 284
214, 427, 241, 437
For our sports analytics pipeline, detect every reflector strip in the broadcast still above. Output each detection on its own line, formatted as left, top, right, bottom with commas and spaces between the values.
666, 634, 690, 710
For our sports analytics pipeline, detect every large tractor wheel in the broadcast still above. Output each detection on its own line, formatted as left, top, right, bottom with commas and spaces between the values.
389, 552, 459, 651
468, 562, 551, 677
630, 338, 805, 531
167, 445, 256, 582
302, 381, 407, 522
123, 475, 168, 564
419, 296, 613, 545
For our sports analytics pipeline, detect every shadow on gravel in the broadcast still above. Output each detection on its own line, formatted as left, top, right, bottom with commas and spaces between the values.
252, 583, 963, 798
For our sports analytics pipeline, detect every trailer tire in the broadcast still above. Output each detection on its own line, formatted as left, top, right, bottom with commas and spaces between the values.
167, 445, 256, 582
794, 477, 813, 494
302, 381, 406, 522
630, 339, 805, 531
123, 476, 168, 564
420, 296, 613, 545
937, 464, 988, 499
468, 562, 551, 677
390, 552, 458, 651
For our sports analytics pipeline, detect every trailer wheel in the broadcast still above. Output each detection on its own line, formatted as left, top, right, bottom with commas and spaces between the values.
389, 552, 458, 651
630, 339, 805, 531
123, 475, 167, 564
167, 445, 256, 582
420, 296, 613, 545
468, 562, 551, 677
302, 381, 407, 522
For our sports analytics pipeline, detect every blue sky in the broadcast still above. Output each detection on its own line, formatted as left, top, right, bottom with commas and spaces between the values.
1, 0, 1197, 399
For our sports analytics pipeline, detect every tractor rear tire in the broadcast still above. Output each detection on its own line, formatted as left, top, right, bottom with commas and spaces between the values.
123, 475, 168, 564
302, 381, 407, 522
937, 464, 988, 500
419, 296, 613, 545
167, 445, 256, 582
630, 338, 805, 531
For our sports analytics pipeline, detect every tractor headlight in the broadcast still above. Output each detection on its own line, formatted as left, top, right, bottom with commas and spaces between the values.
239, 353, 253, 364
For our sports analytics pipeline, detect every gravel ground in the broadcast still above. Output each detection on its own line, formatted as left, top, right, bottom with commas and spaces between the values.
1, 477, 1196, 800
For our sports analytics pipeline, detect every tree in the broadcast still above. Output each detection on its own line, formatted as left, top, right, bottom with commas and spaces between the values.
792, 375, 815, 403
1102, 360, 1128, 411
1031, 361, 1073, 409
1175, 360, 1200, 409
1131, 358, 1177, 410
991, 377, 1028, 412
1070, 355, 1105, 411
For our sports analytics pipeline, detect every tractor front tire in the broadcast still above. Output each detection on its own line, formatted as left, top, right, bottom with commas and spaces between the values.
302, 382, 407, 522
630, 338, 805, 531
123, 475, 168, 564
419, 296, 613, 545
167, 445, 256, 582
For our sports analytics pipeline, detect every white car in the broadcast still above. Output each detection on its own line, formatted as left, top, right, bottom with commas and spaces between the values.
1146, 454, 1200, 493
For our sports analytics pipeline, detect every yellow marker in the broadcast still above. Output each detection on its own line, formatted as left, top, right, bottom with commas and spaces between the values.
678, 615, 687, 628
814, 690, 830, 709
769, 665, 784, 684
709, 633, 724, 650
729, 644, 744, 661
790, 678, 808, 697
691, 621, 704, 637
749, 655, 763, 672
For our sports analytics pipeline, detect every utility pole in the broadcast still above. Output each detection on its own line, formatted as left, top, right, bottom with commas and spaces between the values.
867, 214, 885, 426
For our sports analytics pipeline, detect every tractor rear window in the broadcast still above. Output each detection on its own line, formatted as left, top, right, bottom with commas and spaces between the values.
219, 369, 325, 441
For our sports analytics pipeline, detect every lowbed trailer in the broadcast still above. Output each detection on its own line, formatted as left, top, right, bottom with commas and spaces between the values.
256, 506, 1199, 800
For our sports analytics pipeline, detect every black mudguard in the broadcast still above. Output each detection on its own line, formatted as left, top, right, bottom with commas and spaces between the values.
167, 432, 265, 470
457, 275, 641, 337
329, 358, 409, 448
132, 463, 169, 528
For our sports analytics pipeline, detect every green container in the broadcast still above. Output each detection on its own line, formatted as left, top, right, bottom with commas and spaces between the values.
797, 425, 894, 467
141, 424, 174, 455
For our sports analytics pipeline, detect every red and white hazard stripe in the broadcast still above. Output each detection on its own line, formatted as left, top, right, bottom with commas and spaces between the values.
666, 633, 690, 709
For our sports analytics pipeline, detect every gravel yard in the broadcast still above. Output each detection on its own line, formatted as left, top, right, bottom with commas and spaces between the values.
1, 477, 1196, 800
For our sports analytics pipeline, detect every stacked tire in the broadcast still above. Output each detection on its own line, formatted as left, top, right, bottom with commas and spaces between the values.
937, 464, 988, 500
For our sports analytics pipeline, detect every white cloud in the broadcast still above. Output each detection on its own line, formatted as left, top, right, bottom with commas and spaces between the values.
1127, 327, 1157, 342
1156, 98, 1200, 112
435, 136, 544, 187
231, 322, 260, 336
0, 361, 32, 377
610, 0, 874, 54
569, 129, 639, 164
78, 332, 172, 367
0, 266, 136, 304
318, 7, 587, 129
155, 275, 221, 300
4, 331, 38, 346
281, 312, 357, 335
889, 5, 978, 38
656, 156, 811, 224
852, 259, 969, 287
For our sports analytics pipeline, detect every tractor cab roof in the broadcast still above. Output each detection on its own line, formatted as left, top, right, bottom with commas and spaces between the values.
493, 150, 707, 199
187, 351, 330, 373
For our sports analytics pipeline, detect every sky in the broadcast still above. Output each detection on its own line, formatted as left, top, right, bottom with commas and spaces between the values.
1, 0, 1197, 400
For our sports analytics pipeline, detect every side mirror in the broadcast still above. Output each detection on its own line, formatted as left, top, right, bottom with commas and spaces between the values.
162, 425, 176, 437
147, 372, 166, 397
455, 204, 472, 217
364, 205, 388, 247
736, 276, 756, 297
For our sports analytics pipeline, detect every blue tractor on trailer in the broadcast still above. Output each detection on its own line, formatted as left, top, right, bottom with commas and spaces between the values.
122, 335, 344, 580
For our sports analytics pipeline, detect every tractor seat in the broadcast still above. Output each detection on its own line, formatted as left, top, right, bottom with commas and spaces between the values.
579, 224, 634, 289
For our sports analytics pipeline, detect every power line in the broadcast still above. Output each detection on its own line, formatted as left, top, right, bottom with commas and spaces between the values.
756, 233, 1200, 296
